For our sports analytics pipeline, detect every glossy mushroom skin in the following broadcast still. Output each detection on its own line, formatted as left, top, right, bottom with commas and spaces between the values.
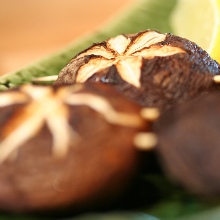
0, 83, 151, 213
54, 30, 220, 111
156, 91, 220, 196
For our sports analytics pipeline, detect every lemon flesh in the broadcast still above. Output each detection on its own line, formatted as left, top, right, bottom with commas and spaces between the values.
171, 0, 220, 62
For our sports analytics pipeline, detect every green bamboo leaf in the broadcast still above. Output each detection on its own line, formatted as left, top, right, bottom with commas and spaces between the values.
175, 207, 220, 220
135, 175, 220, 219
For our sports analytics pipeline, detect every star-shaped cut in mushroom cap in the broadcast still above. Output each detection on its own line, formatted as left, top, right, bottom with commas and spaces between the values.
68, 30, 186, 88
0, 84, 151, 163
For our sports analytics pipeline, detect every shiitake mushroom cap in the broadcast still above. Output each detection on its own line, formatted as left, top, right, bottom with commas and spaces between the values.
54, 30, 220, 111
0, 83, 157, 213
156, 91, 220, 196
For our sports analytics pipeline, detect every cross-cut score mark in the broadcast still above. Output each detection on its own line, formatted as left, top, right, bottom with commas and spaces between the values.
75, 31, 186, 88
0, 84, 145, 163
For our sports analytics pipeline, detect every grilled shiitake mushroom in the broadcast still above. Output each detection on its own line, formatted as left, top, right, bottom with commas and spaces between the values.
54, 30, 220, 111
0, 83, 157, 213
156, 91, 220, 196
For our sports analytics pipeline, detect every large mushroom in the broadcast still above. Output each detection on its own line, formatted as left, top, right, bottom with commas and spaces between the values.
156, 91, 220, 196
0, 83, 157, 213
54, 30, 220, 111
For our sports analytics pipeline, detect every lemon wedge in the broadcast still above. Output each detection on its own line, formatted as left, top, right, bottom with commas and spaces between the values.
171, 0, 220, 62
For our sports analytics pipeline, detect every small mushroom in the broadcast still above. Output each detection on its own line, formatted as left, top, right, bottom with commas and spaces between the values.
54, 30, 220, 111
156, 91, 220, 196
0, 83, 157, 213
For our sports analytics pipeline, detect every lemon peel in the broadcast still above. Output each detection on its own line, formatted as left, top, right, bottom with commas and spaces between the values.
171, 0, 220, 62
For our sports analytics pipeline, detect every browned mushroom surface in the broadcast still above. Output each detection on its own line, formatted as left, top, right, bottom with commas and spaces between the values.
54, 30, 220, 111
155, 91, 220, 196
0, 83, 157, 213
